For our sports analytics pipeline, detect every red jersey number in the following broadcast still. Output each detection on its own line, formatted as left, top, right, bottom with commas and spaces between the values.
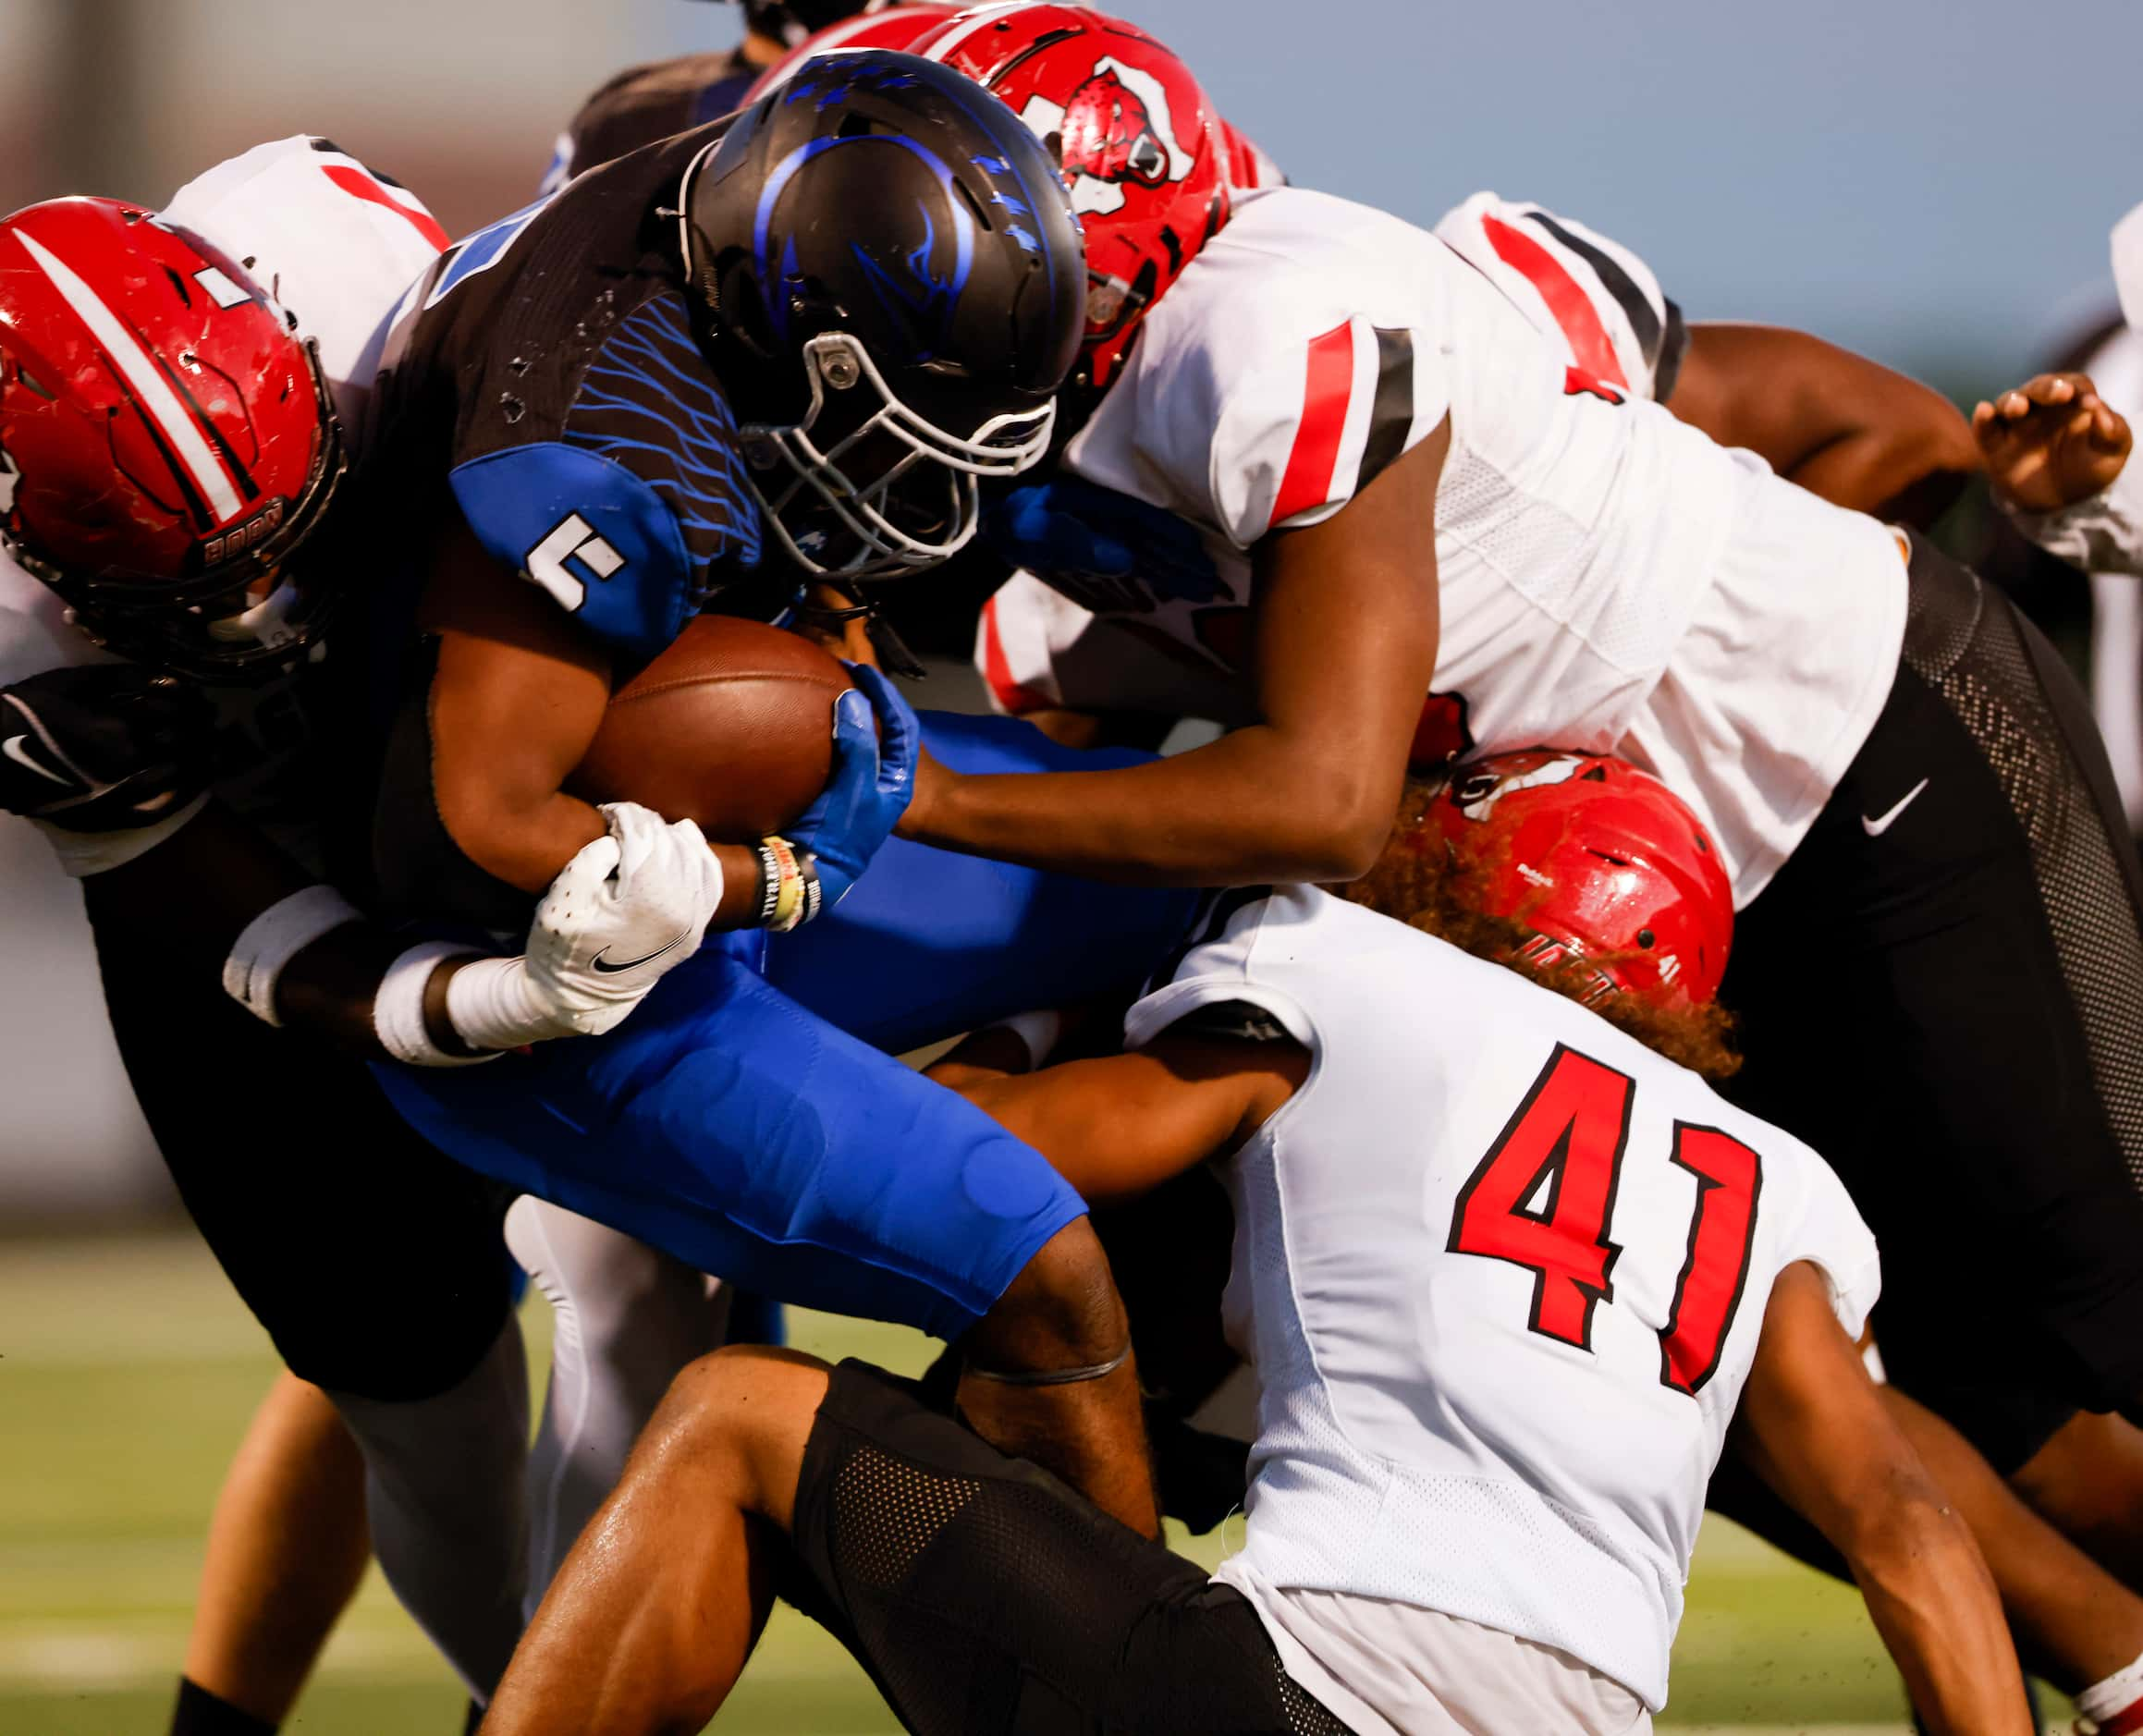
1447, 1045, 1631, 1351
1450, 1047, 1763, 1395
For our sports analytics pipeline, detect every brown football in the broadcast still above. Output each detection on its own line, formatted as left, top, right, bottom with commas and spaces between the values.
570, 617, 851, 840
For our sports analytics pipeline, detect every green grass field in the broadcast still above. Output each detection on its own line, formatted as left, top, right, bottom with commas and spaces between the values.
0, 1232, 2058, 1734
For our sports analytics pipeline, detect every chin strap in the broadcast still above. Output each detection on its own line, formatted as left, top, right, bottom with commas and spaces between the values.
962, 1342, 1133, 1388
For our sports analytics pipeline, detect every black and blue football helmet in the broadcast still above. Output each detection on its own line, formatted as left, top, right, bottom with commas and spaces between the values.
680, 49, 1085, 578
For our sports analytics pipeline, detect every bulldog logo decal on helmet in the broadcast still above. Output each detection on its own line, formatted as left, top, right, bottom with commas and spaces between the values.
1027, 57, 1194, 216
1450, 752, 1593, 821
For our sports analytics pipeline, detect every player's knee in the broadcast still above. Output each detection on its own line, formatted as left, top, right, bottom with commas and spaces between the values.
644, 1346, 833, 1503
973, 1218, 1129, 1375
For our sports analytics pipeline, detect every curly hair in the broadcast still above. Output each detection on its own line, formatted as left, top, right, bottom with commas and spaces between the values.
1342, 781, 1742, 1081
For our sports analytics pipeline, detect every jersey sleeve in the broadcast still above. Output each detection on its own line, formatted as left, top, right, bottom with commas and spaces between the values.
1124, 885, 1316, 1050
1432, 191, 1685, 403
1761, 1134, 1882, 1341
449, 444, 699, 666
447, 284, 762, 668
160, 138, 447, 446
1190, 302, 1451, 544
975, 578, 1073, 716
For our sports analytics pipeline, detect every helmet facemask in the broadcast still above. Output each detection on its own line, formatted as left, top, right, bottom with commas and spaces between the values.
737, 331, 1055, 579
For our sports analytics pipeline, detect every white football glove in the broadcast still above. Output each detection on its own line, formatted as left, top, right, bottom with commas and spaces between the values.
447, 802, 724, 1047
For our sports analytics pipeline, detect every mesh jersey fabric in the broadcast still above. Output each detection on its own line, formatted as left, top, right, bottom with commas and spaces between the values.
1720, 536, 2143, 1450
1123, 887, 1878, 1709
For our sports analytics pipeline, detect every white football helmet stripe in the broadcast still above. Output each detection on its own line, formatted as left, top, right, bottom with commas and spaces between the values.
916, 2, 1030, 64
14, 228, 244, 523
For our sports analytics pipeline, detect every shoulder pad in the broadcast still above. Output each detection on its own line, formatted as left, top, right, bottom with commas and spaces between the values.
449, 443, 696, 666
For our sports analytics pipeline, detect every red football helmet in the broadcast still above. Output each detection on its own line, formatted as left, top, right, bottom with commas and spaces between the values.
915, 4, 1231, 390
741, 3, 959, 104
1407, 750, 1734, 1013
0, 196, 344, 679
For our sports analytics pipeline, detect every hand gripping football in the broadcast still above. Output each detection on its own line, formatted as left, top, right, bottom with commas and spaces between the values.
570, 617, 853, 840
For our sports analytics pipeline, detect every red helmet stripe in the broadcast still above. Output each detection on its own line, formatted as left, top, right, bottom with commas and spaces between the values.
1480, 214, 1628, 390
1271, 319, 1355, 526
320, 165, 451, 252
14, 228, 245, 522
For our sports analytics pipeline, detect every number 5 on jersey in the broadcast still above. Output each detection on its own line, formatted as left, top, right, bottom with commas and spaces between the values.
1448, 1043, 1762, 1397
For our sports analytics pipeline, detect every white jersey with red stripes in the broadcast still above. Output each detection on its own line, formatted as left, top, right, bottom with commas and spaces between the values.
0, 136, 446, 875
1429, 191, 1683, 404
1125, 885, 1879, 1714
977, 185, 1905, 903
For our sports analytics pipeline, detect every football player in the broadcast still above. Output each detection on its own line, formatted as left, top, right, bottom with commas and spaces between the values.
544, 2, 956, 199
1972, 202, 2142, 827
827, 4, 2143, 1548
477, 760, 2031, 1736
0, 144, 747, 1730
540, 0, 932, 194
345, 54, 1195, 1534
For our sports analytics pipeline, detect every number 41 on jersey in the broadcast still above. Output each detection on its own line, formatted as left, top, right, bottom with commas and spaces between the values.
1448, 1044, 1762, 1397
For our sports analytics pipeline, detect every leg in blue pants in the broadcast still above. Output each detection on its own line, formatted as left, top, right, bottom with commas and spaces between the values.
767, 711, 1196, 1052
378, 711, 1195, 1335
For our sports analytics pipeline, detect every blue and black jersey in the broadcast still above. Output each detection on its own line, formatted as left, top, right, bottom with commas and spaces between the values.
370, 123, 763, 674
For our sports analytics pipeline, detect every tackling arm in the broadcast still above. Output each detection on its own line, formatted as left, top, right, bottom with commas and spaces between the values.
1733, 1263, 2032, 1734
1669, 324, 1980, 526
900, 421, 1449, 886
927, 1024, 1306, 1206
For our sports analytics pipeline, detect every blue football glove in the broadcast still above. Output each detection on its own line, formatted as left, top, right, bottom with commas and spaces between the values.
789, 662, 919, 910
983, 474, 1223, 605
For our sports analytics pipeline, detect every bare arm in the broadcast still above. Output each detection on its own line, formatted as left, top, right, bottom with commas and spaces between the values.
420, 519, 761, 912
1734, 1264, 2031, 1734
928, 1026, 1306, 1205
900, 420, 1449, 886
1669, 323, 1979, 526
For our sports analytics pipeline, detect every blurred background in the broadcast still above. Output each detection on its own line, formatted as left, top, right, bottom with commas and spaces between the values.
0, 0, 2137, 1729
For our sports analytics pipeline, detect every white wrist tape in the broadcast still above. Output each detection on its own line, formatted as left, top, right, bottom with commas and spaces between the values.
222, 885, 363, 1028
990, 1009, 1065, 1071
373, 941, 496, 1067
446, 954, 571, 1053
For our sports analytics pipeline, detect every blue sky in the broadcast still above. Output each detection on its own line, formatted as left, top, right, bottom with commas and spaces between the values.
649, 0, 2143, 391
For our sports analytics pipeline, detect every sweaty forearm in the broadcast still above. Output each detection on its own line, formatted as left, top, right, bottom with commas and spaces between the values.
905, 725, 1395, 886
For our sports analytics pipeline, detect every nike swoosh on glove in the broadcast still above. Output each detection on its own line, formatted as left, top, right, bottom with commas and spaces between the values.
787, 663, 919, 910
520, 801, 725, 1037
0, 665, 215, 832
